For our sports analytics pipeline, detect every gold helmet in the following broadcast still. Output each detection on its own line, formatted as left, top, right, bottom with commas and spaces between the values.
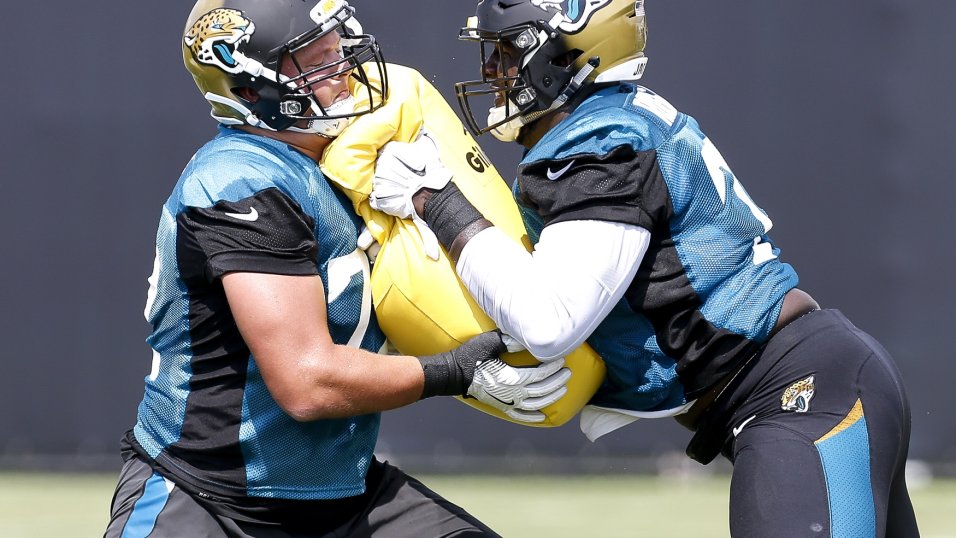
182, 0, 387, 137
456, 0, 647, 141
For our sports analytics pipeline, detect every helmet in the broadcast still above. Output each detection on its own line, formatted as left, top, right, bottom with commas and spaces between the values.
455, 0, 648, 141
182, 0, 387, 137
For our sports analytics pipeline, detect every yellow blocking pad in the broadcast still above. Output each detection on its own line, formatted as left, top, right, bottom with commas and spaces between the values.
320, 63, 605, 426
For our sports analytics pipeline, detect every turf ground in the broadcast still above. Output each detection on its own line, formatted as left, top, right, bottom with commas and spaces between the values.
1, 472, 953, 537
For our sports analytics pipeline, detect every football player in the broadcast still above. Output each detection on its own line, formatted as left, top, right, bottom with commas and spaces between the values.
104, 1, 569, 536
369, 0, 920, 535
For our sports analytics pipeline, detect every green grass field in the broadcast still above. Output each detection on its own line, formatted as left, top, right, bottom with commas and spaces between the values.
1, 472, 953, 537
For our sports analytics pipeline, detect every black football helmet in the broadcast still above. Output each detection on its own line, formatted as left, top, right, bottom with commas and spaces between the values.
456, 0, 648, 141
183, 0, 387, 137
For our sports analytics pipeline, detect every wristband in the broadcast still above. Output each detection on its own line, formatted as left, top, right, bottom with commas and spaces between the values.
417, 351, 475, 399
422, 183, 486, 252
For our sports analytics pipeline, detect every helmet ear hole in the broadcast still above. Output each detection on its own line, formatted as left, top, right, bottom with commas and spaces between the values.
551, 49, 583, 68
233, 87, 260, 103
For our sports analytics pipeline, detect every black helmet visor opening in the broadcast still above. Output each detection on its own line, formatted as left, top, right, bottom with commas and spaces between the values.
455, 24, 539, 136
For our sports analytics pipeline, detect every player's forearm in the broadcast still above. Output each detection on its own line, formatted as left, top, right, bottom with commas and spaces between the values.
278, 333, 505, 421
454, 227, 600, 360
275, 347, 426, 421
456, 221, 650, 361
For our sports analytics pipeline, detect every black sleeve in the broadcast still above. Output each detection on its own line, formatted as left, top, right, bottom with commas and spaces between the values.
515, 144, 669, 229
176, 187, 319, 283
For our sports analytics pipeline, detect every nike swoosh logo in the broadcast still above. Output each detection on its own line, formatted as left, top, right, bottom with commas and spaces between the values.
546, 160, 575, 181
224, 207, 259, 222
399, 158, 427, 177
732, 414, 758, 437
489, 394, 516, 406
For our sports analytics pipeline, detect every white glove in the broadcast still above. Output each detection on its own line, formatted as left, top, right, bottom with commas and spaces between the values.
370, 129, 453, 260
467, 357, 572, 424
357, 225, 381, 264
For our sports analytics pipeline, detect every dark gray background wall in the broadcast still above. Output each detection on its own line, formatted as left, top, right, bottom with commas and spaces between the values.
1, 0, 954, 472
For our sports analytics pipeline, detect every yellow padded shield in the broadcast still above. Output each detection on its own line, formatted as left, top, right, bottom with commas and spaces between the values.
321, 63, 605, 426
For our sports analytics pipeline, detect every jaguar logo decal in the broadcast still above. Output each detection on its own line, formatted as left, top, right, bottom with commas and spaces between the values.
184, 8, 256, 74
530, 0, 613, 33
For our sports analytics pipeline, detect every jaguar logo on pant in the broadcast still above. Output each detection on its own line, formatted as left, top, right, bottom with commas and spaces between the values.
781, 375, 816, 412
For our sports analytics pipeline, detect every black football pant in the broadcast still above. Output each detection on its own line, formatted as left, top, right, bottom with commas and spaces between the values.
691, 310, 919, 537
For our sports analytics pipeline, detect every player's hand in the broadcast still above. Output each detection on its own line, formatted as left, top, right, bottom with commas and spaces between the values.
370, 128, 452, 260
467, 355, 571, 424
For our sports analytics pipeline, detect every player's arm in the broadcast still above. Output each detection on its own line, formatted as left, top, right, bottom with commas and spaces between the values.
454, 219, 649, 361
224, 270, 569, 421
223, 271, 423, 420
371, 135, 652, 361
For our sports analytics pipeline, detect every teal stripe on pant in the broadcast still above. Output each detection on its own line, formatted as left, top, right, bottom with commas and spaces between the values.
816, 417, 876, 537
121, 472, 171, 538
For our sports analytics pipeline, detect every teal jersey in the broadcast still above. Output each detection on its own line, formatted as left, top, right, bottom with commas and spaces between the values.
515, 84, 799, 410
133, 126, 385, 500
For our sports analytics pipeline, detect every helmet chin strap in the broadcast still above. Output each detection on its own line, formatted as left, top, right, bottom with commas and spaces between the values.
286, 94, 356, 138
487, 103, 526, 142
206, 92, 276, 130
486, 58, 600, 143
